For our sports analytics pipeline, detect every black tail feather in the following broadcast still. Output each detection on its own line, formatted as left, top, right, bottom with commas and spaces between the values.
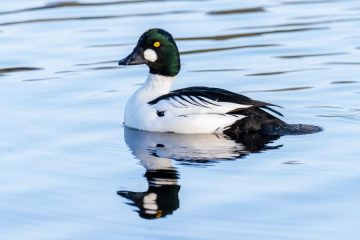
262, 106, 284, 117
261, 123, 322, 136
224, 108, 322, 137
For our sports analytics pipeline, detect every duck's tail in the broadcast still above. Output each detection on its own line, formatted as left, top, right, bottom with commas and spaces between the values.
260, 123, 322, 136
224, 108, 322, 137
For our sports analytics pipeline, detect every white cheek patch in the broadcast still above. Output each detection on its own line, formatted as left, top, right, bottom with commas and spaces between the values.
143, 48, 158, 62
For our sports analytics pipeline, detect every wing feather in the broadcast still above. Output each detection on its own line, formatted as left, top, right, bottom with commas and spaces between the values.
148, 86, 283, 117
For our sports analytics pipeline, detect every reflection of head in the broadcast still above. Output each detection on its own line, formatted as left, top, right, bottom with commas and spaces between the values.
118, 169, 180, 219
119, 128, 282, 219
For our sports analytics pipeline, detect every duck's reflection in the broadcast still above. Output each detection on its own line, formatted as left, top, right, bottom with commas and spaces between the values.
118, 128, 281, 219
118, 168, 180, 220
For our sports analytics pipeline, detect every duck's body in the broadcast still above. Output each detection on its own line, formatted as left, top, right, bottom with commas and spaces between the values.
119, 28, 321, 136
124, 73, 247, 134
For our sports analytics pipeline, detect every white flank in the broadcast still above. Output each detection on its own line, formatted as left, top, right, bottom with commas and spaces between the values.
143, 48, 158, 62
124, 73, 247, 134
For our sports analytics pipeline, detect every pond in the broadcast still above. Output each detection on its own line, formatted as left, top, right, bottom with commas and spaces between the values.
0, 0, 360, 239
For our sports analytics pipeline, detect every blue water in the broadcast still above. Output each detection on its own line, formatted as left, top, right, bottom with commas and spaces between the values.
0, 0, 360, 239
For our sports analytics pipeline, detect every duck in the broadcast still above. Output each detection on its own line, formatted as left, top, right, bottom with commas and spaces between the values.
118, 28, 321, 136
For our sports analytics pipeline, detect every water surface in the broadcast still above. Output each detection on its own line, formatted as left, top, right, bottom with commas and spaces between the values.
0, 0, 360, 239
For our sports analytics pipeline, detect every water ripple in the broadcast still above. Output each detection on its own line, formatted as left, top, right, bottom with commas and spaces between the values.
0, 0, 204, 15
307, 105, 343, 109
242, 86, 313, 93
282, 0, 344, 5
74, 60, 117, 66
276, 52, 347, 59
234, 17, 360, 30
0, 67, 43, 74
317, 114, 359, 120
22, 77, 60, 82
176, 27, 327, 41
246, 68, 325, 76
86, 66, 119, 71
180, 44, 279, 55
190, 69, 245, 73
326, 61, 360, 65
247, 71, 297, 76
85, 43, 132, 48
207, 7, 265, 15
0, 10, 193, 26
331, 81, 358, 84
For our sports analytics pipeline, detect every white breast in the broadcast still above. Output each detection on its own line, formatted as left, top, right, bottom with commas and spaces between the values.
125, 73, 174, 131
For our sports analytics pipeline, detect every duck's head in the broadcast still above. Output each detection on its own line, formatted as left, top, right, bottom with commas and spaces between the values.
118, 28, 180, 77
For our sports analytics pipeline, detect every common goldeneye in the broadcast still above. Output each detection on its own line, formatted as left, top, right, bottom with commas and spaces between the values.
118, 28, 321, 136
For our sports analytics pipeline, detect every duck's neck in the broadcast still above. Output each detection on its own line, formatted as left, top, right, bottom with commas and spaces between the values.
138, 73, 176, 101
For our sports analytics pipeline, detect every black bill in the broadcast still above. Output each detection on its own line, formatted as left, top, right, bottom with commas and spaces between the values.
118, 47, 146, 65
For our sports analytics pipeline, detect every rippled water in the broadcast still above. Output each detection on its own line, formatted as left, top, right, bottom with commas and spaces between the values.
1, 0, 360, 239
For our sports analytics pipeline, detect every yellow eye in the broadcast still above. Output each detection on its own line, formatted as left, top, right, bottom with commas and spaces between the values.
153, 41, 161, 48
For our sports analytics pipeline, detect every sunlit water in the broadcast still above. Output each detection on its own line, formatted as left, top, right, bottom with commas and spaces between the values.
0, 0, 360, 239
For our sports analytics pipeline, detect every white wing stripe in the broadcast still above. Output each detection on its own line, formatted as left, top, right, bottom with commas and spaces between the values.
197, 96, 221, 106
173, 96, 187, 106
188, 96, 209, 107
169, 98, 184, 108
181, 95, 198, 106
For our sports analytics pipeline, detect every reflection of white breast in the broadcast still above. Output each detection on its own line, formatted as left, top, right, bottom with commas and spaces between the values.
150, 133, 246, 161
124, 128, 247, 168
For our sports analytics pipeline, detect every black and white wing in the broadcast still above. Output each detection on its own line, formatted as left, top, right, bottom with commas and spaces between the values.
148, 86, 283, 117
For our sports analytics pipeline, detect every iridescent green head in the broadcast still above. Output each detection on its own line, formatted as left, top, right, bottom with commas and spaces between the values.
118, 28, 181, 77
